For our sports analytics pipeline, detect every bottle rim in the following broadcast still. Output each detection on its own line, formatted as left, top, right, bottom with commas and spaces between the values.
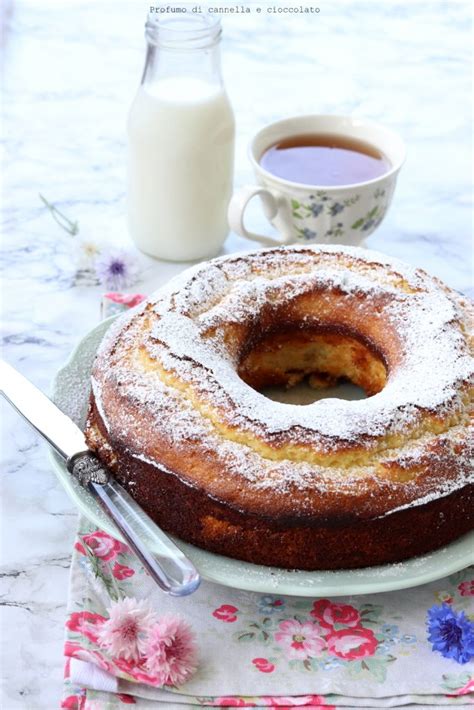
145, 11, 222, 50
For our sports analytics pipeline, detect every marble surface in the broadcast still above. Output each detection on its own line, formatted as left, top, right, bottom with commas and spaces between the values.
0, 0, 472, 707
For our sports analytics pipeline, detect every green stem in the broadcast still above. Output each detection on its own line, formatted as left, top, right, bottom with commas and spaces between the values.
82, 541, 121, 602
39, 193, 79, 236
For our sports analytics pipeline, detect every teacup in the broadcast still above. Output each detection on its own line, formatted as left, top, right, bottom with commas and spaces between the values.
228, 115, 406, 247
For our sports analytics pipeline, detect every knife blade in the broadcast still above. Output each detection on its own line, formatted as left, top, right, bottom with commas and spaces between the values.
0, 359, 200, 596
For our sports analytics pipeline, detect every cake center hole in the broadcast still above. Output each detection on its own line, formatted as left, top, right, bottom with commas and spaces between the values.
238, 327, 387, 405
262, 379, 367, 404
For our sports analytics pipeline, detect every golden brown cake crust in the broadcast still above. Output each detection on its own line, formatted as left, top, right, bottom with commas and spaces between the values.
85, 245, 474, 570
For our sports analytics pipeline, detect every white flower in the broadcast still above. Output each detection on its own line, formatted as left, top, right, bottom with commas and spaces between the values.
94, 249, 140, 290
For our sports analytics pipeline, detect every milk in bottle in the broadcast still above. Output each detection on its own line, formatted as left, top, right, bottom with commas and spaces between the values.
127, 13, 235, 261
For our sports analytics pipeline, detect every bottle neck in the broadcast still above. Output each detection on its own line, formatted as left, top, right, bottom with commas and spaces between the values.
141, 14, 223, 89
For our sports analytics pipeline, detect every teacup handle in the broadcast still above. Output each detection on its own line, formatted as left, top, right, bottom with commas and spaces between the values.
228, 185, 288, 246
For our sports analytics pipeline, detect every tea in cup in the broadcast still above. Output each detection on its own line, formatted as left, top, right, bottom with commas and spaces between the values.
228, 115, 406, 247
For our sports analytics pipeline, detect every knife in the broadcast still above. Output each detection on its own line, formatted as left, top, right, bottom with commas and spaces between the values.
0, 359, 201, 596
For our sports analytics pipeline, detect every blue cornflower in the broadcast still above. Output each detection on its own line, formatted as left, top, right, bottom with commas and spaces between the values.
427, 603, 474, 664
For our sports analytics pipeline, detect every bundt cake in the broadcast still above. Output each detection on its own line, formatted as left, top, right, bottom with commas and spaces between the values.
85, 245, 474, 570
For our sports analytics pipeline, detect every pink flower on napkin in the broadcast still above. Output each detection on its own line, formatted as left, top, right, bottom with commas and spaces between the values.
98, 597, 157, 662
252, 657, 275, 673
275, 619, 325, 660
144, 615, 198, 687
61, 696, 83, 709
211, 700, 256, 707
117, 694, 137, 704
261, 696, 334, 708
212, 604, 239, 622
113, 656, 160, 685
458, 580, 474, 597
66, 611, 106, 644
76, 530, 126, 562
64, 641, 111, 671
435, 591, 453, 605
310, 599, 361, 629
326, 627, 378, 660
104, 292, 146, 308
112, 562, 135, 580
446, 677, 474, 696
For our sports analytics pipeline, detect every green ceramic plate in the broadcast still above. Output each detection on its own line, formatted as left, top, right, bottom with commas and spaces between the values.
49, 317, 474, 597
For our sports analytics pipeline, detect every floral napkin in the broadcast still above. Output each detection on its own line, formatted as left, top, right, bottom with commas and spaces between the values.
62, 518, 474, 709
62, 295, 473, 708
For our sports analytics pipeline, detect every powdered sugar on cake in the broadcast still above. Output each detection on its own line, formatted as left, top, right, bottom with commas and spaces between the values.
148, 247, 472, 442
90, 245, 474, 509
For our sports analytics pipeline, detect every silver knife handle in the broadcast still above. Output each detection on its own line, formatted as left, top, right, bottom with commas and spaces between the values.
69, 452, 200, 596
0, 359, 201, 597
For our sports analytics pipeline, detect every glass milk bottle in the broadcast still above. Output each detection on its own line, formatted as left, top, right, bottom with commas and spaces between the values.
127, 13, 235, 261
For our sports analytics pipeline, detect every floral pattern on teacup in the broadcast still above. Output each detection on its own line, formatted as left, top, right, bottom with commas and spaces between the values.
290, 188, 391, 244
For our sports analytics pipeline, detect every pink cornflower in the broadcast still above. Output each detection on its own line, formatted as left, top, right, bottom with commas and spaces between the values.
97, 597, 157, 662
144, 615, 198, 687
